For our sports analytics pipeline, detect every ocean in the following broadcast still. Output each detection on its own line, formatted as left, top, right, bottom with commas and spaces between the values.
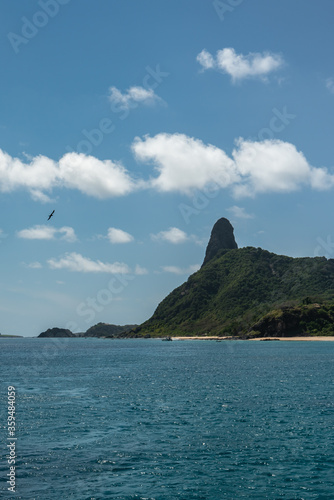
1, 338, 334, 499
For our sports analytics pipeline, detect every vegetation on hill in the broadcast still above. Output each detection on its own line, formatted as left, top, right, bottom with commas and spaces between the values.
132, 247, 334, 337
38, 323, 137, 338
83, 322, 137, 337
38, 327, 76, 338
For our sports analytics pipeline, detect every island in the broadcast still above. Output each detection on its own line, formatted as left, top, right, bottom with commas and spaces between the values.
129, 218, 334, 339
37, 217, 334, 340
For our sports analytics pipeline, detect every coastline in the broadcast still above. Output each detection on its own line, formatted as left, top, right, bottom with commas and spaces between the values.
171, 336, 334, 341
249, 336, 334, 341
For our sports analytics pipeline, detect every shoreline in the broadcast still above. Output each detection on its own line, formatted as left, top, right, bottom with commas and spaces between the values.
171, 336, 334, 341
249, 336, 334, 341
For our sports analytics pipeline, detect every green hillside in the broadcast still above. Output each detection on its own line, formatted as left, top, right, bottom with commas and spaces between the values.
132, 247, 334, 337
84, 322, 137, 337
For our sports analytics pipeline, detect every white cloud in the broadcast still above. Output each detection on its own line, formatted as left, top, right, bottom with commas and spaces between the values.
134, 264, 148, 275
0, 150, 136, 201
107, 227, 134, 244
231, 138, 334, 196
47, 252, 131, 274
151, 227, 189, 244
17, 225, 77, 242
108, 85, 162, 110
197, 47, 284, 82
133, 133, 334, 198
30, 190, 56, 203
27, 261, 43, 269
0, 229, 7, 238
227, 206, 254, 219
133, 133, 239, 194
326, 77, 334, 94
162, 264, 200, 275
196, 49, 215, 69
2, 127, 334, 204
58, 153, 136, 198
17, 225, 55, 240
59, 227, 77, 243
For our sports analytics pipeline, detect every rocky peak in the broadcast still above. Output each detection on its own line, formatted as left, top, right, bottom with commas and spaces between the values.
202, 217, 238, 267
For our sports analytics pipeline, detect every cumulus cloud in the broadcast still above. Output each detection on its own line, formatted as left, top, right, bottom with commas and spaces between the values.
17, 225, 56, 240
227, 206, 254, 219
151, 227, 189, 244
197, 50, 215, 70
162, 264, 200, 275
0, 150, 136, 201
133, 133, 334, 198
133, 133, 239, 194
197, 47, 284, 82
107, 227, 134, 244
108, 85, 162, 110
17, 225, 77, 242
2, 128, 334, 203
59, 227, 77, 243
58, 153, 136, 198
47, 252, 131, 274
231, 138, 334, 197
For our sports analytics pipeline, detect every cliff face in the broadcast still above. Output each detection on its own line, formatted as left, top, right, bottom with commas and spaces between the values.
202, 217, 237, 267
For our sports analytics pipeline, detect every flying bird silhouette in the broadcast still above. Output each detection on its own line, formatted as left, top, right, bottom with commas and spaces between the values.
47, 210, 55, 221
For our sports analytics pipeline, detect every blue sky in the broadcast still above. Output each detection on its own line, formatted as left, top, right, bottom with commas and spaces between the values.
1, 0, 334, 336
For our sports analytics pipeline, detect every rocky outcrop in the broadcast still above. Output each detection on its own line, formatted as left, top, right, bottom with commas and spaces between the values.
250, 303, 332, 337
202, 217, 237, 266
250, 310, 302, 337
38, 327, 76, 338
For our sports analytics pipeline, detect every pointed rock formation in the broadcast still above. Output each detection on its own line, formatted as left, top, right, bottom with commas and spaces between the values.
202, 217, 237, 267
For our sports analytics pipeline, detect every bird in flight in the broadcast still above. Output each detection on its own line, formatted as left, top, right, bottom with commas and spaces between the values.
47, 210, 55, 221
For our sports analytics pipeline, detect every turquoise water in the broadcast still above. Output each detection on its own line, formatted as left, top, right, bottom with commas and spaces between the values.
1, 338, 334, 499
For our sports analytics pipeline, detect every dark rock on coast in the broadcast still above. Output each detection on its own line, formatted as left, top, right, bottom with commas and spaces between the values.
38, 327, 76, 338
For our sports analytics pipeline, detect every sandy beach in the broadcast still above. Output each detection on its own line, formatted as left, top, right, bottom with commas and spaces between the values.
249, 336, 334, 341
171, 336, 334, 341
